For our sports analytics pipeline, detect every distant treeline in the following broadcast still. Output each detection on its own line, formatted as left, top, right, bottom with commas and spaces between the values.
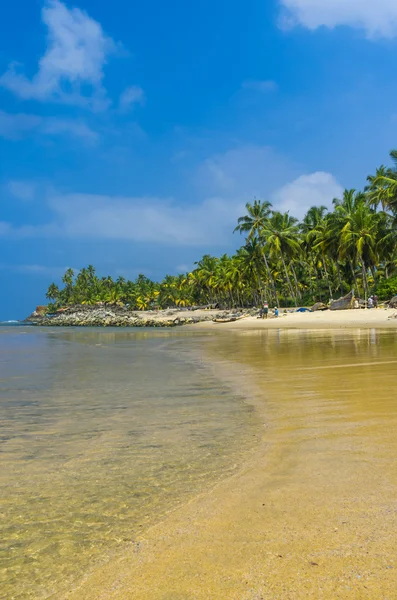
46, 150, 397, 310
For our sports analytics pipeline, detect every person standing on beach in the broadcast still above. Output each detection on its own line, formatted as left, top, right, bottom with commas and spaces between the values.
262, 301, 269, 319
373, 294, 379, 308
368, 296, 373, 309
274, 306, 279, 317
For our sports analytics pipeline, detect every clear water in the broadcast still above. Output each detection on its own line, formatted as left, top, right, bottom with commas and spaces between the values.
0, 327, 259, 600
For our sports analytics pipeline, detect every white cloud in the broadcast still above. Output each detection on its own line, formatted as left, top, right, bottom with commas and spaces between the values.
196, 145, 293, 198
0, 145, 343, 245
0, 263, 71, 277
279, 0, 397, 38
0, 190, 245, 246
0, 0, 116, 110
0, 111, 40, 140
242, 80, 278, 93
45, 192, 245, 245
176, 264, 190, 273
272, 171, 343, 219
40, 117, 98, 140
7, 180, 36, 201
0, 110, 97, 142
119, 85, 145, 112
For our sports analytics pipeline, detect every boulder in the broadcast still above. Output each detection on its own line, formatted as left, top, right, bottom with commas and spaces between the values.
311, 302, 328, 312
388, 295, 397, 308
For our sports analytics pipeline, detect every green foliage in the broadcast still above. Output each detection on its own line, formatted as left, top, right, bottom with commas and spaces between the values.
44, 150, 397, 310
376, 276, 397, 300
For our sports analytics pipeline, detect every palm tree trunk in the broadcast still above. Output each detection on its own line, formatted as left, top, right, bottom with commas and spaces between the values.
280, 252, 296, 305
322, 255, 333, 299
290, 262, 302, 300
262, 251, 277, 304
349, 260, 359, 296
236, 288, 242, 308
360, 256, 369, 298
255, 268, 265, 304
370, 265, 377, 284
313, 264, 322, 301
335, 261, 344, 295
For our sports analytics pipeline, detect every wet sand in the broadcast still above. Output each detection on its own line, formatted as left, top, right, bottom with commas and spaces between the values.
62, 330, 397, 600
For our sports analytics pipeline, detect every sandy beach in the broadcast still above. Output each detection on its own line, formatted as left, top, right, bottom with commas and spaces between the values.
192, 307, 397, 331
61, 326, 397, 600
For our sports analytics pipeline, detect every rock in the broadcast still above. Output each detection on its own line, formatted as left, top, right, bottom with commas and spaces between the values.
32, 305, 256, 328
311, 302, 328, 312
388, 295, 397, 308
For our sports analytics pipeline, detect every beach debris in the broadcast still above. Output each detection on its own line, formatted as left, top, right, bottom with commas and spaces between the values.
387, 295, 397, 308
213, 313, 248, 323
311, 302, 328, 312
330, 290, 354, 311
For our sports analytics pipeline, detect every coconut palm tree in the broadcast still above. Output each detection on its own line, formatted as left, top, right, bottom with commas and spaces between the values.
235, 199, 277, 302
46, 283, 60, 302
366, 150, 397, 215
339, 203, 379, 297
261, 211, 301, 304
301, 206, 335, 298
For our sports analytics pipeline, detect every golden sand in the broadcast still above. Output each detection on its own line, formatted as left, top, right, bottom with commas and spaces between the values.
193, 307, 397, 331
61, 329, 397, 599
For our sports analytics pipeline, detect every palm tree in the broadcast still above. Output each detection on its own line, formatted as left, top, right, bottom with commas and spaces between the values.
46, 283, 60, 302
235, 199, 277, 302
237, 239, 269, 305
301, 206, 334, 298
194, 255, 219, 304
262, 211, 301, 304
339, 203, 379, 297
366, 150, 397, 215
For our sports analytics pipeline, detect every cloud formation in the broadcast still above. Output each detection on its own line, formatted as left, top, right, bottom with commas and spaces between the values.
0, 0, 116, 110
196, 145, 292, 197
44, 192, 245, 245
0, 263, 72, 278
119, 86, 145, 112
7, 180, 37, 201
272, 171, 343, 219
0, 174, 342, 245
0, 145, 343, 245
0, 110, 97, 142
279, 0, 397, 38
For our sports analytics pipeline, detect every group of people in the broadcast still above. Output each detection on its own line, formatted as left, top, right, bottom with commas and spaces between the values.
259, 302, 278, 319
353, 294, 379, 309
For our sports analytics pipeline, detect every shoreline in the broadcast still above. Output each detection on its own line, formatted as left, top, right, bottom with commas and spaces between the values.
192, 307, 397, 331
61, 327, 397, 599
25, 305, 397, 330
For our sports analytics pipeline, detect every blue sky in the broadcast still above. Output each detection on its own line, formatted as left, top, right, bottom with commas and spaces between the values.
1, 0, 397, 319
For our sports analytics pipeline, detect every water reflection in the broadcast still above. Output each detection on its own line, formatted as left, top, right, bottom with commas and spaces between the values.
0, 327, 258, 600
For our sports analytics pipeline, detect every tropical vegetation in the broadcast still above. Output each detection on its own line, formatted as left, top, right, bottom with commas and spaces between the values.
46, 150, 397, 310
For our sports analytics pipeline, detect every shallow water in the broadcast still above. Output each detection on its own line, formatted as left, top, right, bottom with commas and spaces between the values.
0, 327, 260, 600
62, 328, 397, 599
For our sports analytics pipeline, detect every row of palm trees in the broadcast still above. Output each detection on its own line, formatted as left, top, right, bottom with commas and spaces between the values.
46, 150, 397, 310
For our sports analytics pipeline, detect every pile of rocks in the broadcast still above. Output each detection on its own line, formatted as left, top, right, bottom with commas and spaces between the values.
26, 305, 246, 327
25, 304, 261, 327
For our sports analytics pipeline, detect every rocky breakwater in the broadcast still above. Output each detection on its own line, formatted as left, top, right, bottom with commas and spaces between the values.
25, 305, 253, 327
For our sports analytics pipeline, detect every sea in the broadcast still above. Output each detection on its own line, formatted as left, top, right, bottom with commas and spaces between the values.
1, 324, 397, 599
0, 325, 260, 599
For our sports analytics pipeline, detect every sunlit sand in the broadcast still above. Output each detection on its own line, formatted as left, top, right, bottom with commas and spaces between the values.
62, 329, 397, 599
